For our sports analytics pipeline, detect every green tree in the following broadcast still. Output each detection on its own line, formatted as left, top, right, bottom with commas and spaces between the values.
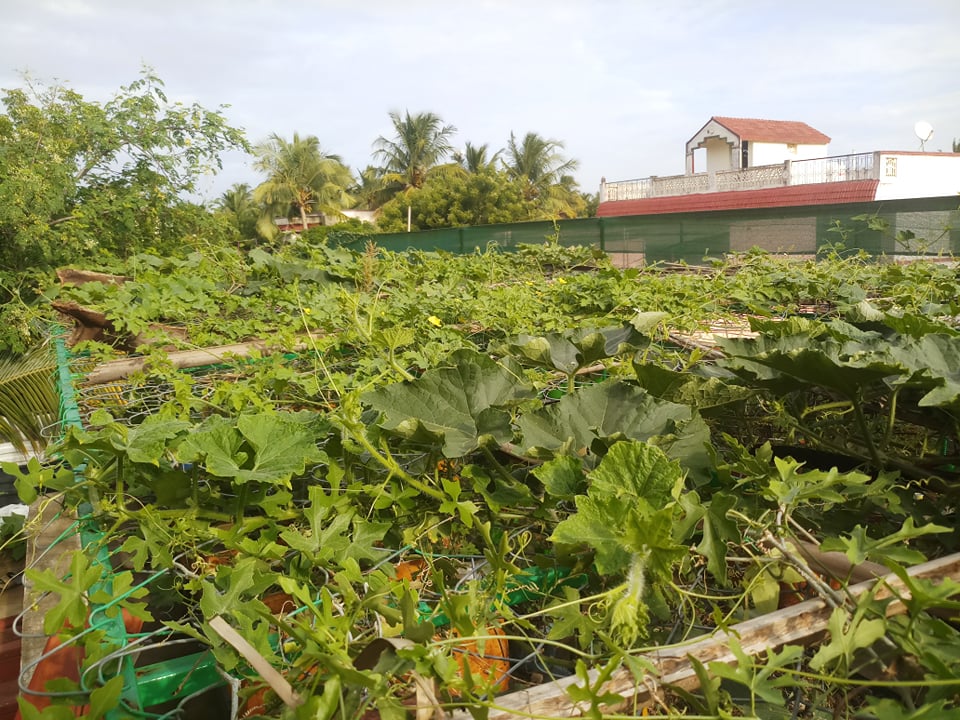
252, 133, 355, 238
214, 182, 260, 240
503, 131, 583, 217
0, 70, 248, 272
0, 70, 248, 352
454, 142, 502, 173
351, 165, 393, 211
372, 110, 459, 191
376, 167, 535, 231
372, 110, 463, 231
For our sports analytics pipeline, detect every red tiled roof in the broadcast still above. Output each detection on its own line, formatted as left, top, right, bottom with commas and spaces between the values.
711, 116, 831, 145
597, 180, 879, 217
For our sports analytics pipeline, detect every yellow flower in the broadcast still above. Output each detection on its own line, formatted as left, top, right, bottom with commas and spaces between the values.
427, 315, 442, 327
303, 307, 312, 315
555, 277, 567, 284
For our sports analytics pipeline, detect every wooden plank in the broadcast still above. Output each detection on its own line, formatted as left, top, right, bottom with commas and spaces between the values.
453, 553, 960, 720
56, 269, 130, 286
82, 339, 310, 385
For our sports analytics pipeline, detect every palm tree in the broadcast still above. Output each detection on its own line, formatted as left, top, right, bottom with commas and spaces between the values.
0, 345, 58, 454
252, 133, 354, 236
454, 142, 502, 173
351, 166, 393, 211
372, 111, 460, 230
372, 111, 459, 190
503, 132, 581, 217
214, 183, 260, 239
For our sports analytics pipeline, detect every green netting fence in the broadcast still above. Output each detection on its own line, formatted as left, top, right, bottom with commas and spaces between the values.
355, 196, 960, 263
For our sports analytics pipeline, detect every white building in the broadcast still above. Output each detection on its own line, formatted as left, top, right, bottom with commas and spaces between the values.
599, 116, 960, 214
686, 116, 830, 175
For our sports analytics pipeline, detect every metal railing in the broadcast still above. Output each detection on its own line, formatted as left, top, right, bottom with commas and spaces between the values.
788, 152, 875, 185
602, 152, 879, 202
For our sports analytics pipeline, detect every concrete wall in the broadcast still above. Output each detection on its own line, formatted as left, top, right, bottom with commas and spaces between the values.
751, 142, 829, 167
729, 217, 817, 253
875, 153, 960, 201
705, 137, 734, 172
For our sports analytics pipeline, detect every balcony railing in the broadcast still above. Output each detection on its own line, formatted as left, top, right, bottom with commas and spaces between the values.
602, 152, 878, 202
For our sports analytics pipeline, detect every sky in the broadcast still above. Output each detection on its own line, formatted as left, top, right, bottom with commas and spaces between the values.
3, 0, 960, 203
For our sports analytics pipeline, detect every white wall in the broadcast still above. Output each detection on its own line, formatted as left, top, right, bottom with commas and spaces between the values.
875, 153, 960, 200
751, 142, 829, 167
704, 137, 734, 172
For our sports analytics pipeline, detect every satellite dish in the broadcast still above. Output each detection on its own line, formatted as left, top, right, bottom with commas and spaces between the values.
914, 121, 934, 150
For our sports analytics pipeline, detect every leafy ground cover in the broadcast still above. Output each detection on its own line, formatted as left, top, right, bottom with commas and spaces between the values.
9, 241, 960, 719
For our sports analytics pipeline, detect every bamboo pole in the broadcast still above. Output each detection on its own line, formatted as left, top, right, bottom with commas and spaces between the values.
82, 340, 307, 386
452, 552, 960, 720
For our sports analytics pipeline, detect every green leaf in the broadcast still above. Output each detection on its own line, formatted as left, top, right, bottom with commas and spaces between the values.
809, 606, 886, 671
518, 380, 710, 477
820, 517, 950, 567
25, 551, 105, 635
629, 311, 669, 334
463, 464, 534, 511
719, 332, 905, 398
86, 675, 124, 719
534, 455, 586, 498
506, 323, 647, 375
16, 698, 76, 720
763, 457, 874, 509
862, 698, 956, 720
545, 586, 601, 648
509, 333, 580, 375
177, 412, 323, 485
881, 565, 960, 618
363, 349, 534, 457
888, 334, 960, 408
199, 555, 261, 618
111, 415, 190, 465
677, 491, 739, 585
550, 441, 686, 575
0, 345, 58, 454
589, 439, 682, 506
633, 362, 752, 413
709, 638, 801, 708
745, 562, 783, 615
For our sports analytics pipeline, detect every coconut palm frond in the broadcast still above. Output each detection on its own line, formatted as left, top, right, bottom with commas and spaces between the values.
0, 344, 59, 454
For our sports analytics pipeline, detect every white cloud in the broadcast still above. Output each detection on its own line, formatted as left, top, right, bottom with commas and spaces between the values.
2, 0, 958, 197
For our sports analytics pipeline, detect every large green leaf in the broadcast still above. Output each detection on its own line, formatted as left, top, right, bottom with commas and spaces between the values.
518, 380, 711, 476
888, 334, 960, 408
550, 440, 686, 575
505, 323, 648, 375
109, 415, 191, 465
632, 362, 753, 413
718, 333, 905, 397
177, 412, 323, 485
362, 349, 534, 457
